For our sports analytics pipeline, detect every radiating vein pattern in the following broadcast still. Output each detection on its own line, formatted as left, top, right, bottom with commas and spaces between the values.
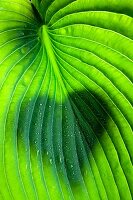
0, 0, 133, 200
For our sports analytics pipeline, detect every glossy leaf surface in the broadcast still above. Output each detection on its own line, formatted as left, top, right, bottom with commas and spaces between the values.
0, 0, 133, 199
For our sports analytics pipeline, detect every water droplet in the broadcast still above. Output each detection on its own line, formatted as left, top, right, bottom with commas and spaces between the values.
50, 158, 52, 164
59, 157, 62, 163
71, 164, 73, 168
37, 150, 40, 155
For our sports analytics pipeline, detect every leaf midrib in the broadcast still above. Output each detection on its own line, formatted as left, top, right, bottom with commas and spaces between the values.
41, 25, 67, 96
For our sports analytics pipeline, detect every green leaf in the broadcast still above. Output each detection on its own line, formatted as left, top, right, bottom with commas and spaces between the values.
0, 0, 133, 199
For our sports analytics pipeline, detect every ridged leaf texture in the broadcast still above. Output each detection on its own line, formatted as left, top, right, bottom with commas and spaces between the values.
0, 0, 133, 199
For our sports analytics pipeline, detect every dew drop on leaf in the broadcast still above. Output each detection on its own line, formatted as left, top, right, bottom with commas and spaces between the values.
70, 165, 73, 168
59, 157, 62, 163
37, 150, 39, 155
49, 158, 52, 164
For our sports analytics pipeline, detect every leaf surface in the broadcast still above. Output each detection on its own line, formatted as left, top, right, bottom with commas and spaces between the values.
0, 0, 133, 199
